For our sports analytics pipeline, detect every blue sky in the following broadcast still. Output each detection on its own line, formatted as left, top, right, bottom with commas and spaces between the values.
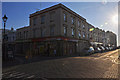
2, 2, 118, 45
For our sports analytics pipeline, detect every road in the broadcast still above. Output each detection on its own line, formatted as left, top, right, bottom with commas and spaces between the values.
2, 49, 119, 79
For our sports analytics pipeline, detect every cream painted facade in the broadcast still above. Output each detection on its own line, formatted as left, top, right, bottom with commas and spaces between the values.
105, 31, 117, 47
16, 3, 117, 56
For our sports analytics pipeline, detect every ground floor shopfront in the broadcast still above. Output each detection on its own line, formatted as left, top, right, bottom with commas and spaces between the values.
15, 37, 90, 57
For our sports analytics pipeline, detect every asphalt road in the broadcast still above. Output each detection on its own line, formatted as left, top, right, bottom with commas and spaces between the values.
2, 49, 119, 79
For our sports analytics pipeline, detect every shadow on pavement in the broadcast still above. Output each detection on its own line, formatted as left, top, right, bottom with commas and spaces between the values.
3, 55, 79, 69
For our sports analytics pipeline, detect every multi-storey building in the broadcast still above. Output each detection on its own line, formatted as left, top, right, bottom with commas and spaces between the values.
0, 28, 16, 46
105, 31, 117, 47
1, 27, 16, 59
15, 3, 117, 56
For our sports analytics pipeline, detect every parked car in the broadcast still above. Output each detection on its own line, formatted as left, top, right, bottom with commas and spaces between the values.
99, 46, 105, 52
109, 47, 113, 50
108, 47, 112, 51
84, 46, 95, 55
95, 47, 102, 53
104, 47, 109, 51
92, 47, 97, 53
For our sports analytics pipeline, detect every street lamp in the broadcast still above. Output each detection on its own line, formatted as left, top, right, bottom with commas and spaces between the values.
2, 15, 8, 36
2, 14, 8, 60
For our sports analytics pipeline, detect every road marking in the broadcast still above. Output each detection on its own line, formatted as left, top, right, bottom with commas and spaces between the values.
3, 71, 16, 75
27, 75, 35, 78
15, 74, 30, 78
5, 72, 22, 78
10, 73, 25, 78
2, 71, 17, 77
2, 71, 36, 78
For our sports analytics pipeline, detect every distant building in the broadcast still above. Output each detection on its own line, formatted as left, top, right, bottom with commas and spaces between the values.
15, 3, 117, 56
105, 31, 117, 47
0, 28, 16, 59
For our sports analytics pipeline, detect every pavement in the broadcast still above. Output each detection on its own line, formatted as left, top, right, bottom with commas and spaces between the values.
3, 55, 78, 69
2, 49, 120, 79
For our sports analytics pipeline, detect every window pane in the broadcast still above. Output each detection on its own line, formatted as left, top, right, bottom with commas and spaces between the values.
83, 32, 85, 38
72, 17, 74, 24
83, 24, 85, 28
64, 13, 67, 22
64, 27, 67, 36
33, 18, 37, 25
78, 21, 80, 27
79, 31, 81, 38
41, 16, 45, 24
50, 27, 54, 36
72, 28, 74, 36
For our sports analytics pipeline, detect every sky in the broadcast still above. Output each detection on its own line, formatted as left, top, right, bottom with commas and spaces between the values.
2, 2, 119, 45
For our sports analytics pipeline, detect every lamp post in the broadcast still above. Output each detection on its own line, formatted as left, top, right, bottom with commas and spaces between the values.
2, 14, 8, 60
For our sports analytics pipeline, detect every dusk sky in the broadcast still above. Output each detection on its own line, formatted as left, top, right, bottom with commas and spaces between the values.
2, 2, 118, 45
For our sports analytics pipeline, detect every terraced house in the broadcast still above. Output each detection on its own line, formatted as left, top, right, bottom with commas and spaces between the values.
15, 3, 117, 56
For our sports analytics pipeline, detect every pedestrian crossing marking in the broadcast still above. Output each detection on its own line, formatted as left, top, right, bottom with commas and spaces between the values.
27, 75, 35, 78
2, 71, 36, 78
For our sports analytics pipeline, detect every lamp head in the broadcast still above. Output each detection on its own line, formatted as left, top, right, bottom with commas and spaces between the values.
2, 14, 8, 22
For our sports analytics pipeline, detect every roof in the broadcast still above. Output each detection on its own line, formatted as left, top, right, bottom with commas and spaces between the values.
17, 26, 30, 31
30, 3, 86, 21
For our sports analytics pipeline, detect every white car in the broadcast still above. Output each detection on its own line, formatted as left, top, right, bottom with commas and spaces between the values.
84, 46, 94, 55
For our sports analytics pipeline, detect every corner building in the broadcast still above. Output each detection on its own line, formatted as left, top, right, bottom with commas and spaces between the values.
16, 3, 91, 56
15, 3, 117, 56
